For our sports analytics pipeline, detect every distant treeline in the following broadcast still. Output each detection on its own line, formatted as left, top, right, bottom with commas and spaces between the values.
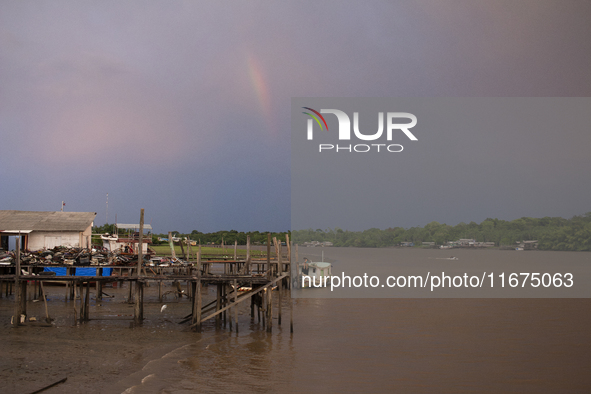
160, 230, 290, 246
292, 213, 591, 251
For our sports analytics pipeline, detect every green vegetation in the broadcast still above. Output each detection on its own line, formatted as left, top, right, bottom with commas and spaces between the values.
292, 213, 591, 251
150, 244, 268, 257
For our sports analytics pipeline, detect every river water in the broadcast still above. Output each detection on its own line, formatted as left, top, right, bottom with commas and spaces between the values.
1, 248, 590, 393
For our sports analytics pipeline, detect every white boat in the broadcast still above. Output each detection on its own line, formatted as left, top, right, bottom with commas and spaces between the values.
296, 261, 332, 288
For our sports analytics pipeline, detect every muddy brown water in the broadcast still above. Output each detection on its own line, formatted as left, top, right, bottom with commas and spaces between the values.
1, 250, 590, 393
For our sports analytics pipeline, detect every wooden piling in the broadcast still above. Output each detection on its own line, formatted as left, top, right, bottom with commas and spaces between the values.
158, 268, 163, 302
168, 232, 176, 259
13, 237, 22, 326
267, 233, 271, 279
234, 279, 239, 334
77, 281, 83, 323
84, 281, 90, 322
96, 268, 103, 301
179, 237, 186, 260
192, 253, 203, 332
134, 208, 144, 324
246, 236, 251, 275
223, 285, 227, 328
278, 276, 282, 326
40, 281, 50, 323
267, 285, 273, 333
191, 281, 202, 332
216, 283, 222, 327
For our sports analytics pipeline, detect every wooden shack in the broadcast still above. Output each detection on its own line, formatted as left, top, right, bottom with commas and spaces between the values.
0, 210, 96, 251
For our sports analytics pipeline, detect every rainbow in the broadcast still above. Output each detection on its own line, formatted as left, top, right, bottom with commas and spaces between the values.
246, 54, 274, 132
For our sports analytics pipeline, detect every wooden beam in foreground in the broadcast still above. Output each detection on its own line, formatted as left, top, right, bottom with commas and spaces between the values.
191, 273, 288, 327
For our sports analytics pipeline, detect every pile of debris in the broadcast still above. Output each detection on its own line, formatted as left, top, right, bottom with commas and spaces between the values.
0, 246, 155, 267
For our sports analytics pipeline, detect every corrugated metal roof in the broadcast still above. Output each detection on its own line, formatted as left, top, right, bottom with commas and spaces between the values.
0, 210, 96, 232
116, 223, 153, 230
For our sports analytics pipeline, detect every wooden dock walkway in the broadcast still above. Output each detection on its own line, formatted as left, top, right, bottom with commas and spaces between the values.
1, 227, 295, 335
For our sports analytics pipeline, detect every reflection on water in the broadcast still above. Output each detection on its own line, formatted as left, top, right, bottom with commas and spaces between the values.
1, 250, 591, 393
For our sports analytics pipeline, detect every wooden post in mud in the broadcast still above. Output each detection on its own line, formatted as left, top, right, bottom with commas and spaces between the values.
192, 253, 203, 332
96, 268, 103, 301
158, 267, 163, 302
290, 288, 294, 334
228, 284, 233, 332
216, 284, 222, 327
278, 277, 282, 326
70, 267, 76, 300
78, 281, 84, 323
277, 241, 282, 326
13, 237, 22, 326
257, 295, 261, 323
290, 245, 295, 334
73, 280, 79, 325
261, 287, 266, 328
267, 233, 271, 279
191, 280, 202, 332
40, 282, 50, 323
83, 281, 90, 321
134, 209, 144, 324
222, 285, 227, 328
234, 279, 239, 334
128, 276, 133, 303
266, 286, 273, 333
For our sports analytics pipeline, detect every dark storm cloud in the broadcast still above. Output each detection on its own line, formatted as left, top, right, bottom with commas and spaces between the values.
1, 1, 590, 232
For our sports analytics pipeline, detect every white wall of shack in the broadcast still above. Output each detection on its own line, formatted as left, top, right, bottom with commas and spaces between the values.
27, 225, 93, 250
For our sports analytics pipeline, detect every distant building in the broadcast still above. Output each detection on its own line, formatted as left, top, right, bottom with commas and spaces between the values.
101, 223, 153, 254
0, 210, 96, 251
516, 240, 538, 250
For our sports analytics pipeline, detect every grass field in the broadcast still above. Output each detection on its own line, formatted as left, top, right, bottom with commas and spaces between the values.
150, 244, 270, 258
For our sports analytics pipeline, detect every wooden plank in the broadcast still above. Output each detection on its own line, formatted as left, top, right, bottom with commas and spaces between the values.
191, 274, 288, 326
28, 376, 67, 394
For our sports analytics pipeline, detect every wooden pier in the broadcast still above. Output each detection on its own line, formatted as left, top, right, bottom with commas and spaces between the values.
1, 226, 294, 334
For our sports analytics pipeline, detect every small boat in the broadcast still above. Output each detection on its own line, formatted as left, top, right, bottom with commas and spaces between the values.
296, 261, 332, 288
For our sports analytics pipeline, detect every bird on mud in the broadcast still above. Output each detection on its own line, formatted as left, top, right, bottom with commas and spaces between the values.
161, 305, 167, 313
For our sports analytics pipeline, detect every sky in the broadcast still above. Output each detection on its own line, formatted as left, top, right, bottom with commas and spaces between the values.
1, 1, 590, 234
